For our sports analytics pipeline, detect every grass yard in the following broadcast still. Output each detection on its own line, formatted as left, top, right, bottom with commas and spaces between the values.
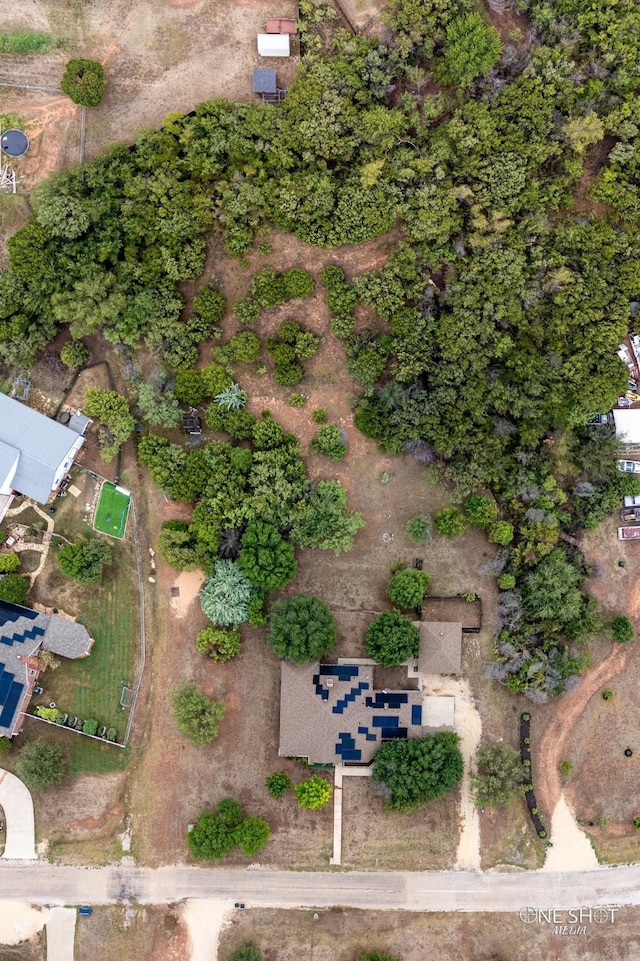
33, 536, 139, 770
94, 482, 130, 538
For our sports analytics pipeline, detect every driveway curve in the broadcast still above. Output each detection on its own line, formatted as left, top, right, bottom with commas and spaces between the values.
0, 769, 37, 859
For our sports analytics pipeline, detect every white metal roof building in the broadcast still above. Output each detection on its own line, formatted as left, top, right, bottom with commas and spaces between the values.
0, 394, 85, 520
613, 407, 640, 445
257, 34, 290, 57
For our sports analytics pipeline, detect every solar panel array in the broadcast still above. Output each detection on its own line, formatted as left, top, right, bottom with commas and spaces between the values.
0, 600, 47, 731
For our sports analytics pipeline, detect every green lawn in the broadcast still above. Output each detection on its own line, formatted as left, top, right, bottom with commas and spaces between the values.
94, 483, 130, 538
41, 539, 139, 755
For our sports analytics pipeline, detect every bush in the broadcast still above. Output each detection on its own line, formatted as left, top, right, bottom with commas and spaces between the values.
387, 567, 430, 609
273, 361, 303, 386
405, 514, 432, 543
251, 268, 288, 307
60, 340, 89, 368
195, 626, 241, 662
237, 521, 297, 592
171, 682, 226, 746
227, 947, 263, 961
434, 507, 468, 538
200, 362, 232, 398
233, 297, 262, 325
289, 393, 306, 407
0, 553, 20, 574
310, 424, 347, 460
0, 573, 29, 605
234, 814, 271, 855
602, 688, 615, 701
365, 610, 420, 666
312, 408, 328, 423
265, 771, 291, 798
559, 759, 573, 777
192, 287, 226, 334
16, 738, 66, 790
187, 799, 270, 861
283, 267, 314, 299
174, 369, 207, 406
471, 743, 525, 806
294, 774, 332, 809
488, 521, 515, 545
58, 539, 112, 585
82, 718, 98, 736
497, 573, 516, 590
226, 331, 261, 362
61, 58, 105, 107
438, 12, 503, 89
465, 495, 498, 528
611, 615, 634, 644
267, 594, 337, 664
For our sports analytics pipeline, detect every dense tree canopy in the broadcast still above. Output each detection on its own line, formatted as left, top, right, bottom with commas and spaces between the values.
58, 540, 112, 585
471, 743, 525, 807
2, 0, 639, 701
267, 594, 337, 664
372, 733, 463, 811
364, 611, 420, 667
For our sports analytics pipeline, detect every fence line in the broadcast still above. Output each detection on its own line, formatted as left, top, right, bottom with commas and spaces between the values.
123, 497, 146, 746
20, 712, 126, 749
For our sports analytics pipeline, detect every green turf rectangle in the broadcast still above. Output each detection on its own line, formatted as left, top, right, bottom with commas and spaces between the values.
94, 482, 130, 539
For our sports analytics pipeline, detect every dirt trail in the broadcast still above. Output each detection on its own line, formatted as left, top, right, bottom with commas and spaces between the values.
535, 576, 640, 814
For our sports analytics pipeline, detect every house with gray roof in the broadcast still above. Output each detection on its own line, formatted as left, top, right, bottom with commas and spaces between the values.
0, 394, 86, 522
279, 661, 425, 765
0, 599, 94, 737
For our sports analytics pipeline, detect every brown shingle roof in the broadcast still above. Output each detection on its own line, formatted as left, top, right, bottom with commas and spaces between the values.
416, 621, 462, 675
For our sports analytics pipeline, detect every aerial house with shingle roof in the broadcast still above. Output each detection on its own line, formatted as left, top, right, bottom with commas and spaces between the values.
0, 600, 94, 738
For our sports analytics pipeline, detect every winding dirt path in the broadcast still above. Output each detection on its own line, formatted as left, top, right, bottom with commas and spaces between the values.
536, 578, 640, 815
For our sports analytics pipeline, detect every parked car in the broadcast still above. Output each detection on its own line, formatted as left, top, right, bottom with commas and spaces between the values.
619, 527, 640, 539
78, 906, 92, 916
624, 496, 640, 507
617, 460, 640, 473
621, 508, 640, 522
588, 413, 613, 427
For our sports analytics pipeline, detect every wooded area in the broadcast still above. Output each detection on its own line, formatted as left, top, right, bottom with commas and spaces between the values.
3, 0, 640, 700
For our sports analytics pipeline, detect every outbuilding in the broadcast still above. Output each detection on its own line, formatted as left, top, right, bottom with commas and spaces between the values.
0, 129, 29, 158
257, 33, 290, 57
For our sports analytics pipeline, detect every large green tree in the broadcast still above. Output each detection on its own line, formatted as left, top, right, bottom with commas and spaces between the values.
16, 738, 66, 790
267, 595, 337, 664
58, 540, 112, 585
171, 683, 226, 746
471, 743, 525, 807
364, 611, 420, 667
61, 58, 105, 106
386, 568, 430, 609
372, 733, 463, 811
199, 561, 255, 626
237, 521, 297, 592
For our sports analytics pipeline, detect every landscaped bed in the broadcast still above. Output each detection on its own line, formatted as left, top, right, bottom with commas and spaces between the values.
94, 483, 130, 539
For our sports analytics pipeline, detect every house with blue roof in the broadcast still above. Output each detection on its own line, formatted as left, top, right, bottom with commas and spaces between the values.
0, 600, 94, 738
0, 394, 87, 522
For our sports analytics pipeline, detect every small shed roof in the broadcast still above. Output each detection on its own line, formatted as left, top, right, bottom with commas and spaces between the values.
68, 410, 92, 436
613, 407, 640, 444
253, 68, 277, 93
42, 616, 93, 659
417, 621, 462, 675
257, 33, 290, 57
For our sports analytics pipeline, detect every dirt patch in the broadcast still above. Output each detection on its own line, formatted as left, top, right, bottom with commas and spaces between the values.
170, 570, 205, 619
218, 905, 640, 961
0, 904, 48, 947
74, 905, 184, 961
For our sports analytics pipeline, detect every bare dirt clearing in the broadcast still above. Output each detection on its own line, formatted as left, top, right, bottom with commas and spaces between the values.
218, 905, 640, 961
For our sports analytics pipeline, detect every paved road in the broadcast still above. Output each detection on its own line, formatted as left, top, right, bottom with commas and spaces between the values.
0, 771, 36, 860
0, 862, 637, 912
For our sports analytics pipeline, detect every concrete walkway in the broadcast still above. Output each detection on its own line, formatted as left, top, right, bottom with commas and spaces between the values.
45, 908, 76, 961
0, 769, 37, 860
331, 765, 372, 866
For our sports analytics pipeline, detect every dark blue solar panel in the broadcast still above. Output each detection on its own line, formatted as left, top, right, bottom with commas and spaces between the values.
0, 681, 23, 726
341, 749, 362, 761
0, 600, 37, 626
0, 672, 13, 701
373, 715, 399, 728
357, 725, 369, 735
412, 705, 422, 725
